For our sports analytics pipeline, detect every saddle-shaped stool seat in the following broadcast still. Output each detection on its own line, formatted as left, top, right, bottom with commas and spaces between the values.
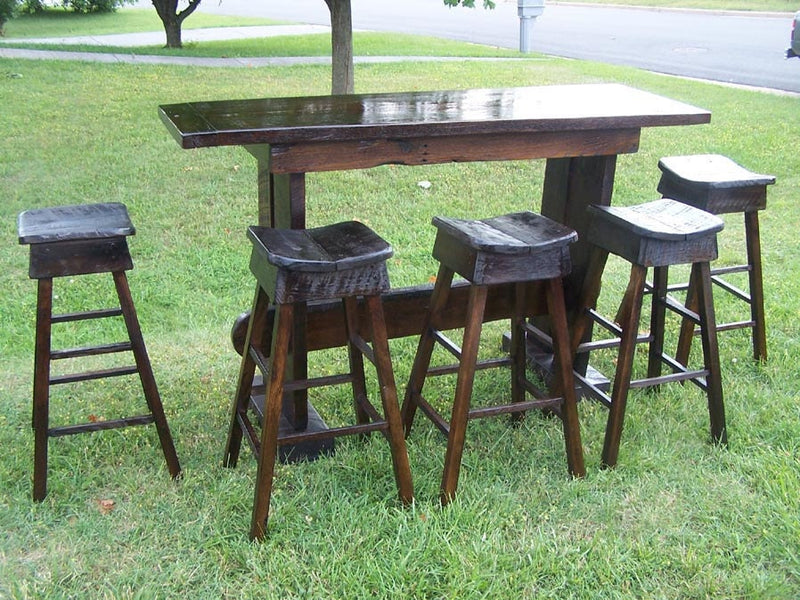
572, 198, 727, 468
657, 154, 775, 362
223, 220, 413, 539
17, 202, 181, 501
402, 211, 585, 506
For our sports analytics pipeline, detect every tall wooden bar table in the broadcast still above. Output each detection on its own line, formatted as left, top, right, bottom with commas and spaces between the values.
159, 84, 710, 439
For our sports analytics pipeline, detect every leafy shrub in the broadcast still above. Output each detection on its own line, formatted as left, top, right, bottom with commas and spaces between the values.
19, 0, 46, 13
62, 0, 134, 12
19, 0, 133, 14
0, 0, 18, 35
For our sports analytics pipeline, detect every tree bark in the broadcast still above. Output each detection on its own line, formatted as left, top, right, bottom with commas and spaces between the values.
152, 0, 203, 49
324, 0, 354, 95
164, 17, 182, 48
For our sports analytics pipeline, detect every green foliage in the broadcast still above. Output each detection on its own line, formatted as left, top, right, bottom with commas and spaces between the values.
444, 0, 496, 7
18, 0, 43, 14
0, 0, 17, 35
19, 0, 133, 14
61, 0, 134, 13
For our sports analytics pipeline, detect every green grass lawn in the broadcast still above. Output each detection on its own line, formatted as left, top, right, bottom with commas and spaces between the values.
1, 7, 282, 38
1, 9, 799, 600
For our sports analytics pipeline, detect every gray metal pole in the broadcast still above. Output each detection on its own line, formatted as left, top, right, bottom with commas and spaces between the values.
517, 0, 545, 53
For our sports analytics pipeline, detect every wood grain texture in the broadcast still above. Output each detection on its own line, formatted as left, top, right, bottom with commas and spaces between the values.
160, 84, 710, 150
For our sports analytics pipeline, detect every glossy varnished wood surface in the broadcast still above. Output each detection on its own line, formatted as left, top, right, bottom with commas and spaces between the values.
159, 84, 710, 152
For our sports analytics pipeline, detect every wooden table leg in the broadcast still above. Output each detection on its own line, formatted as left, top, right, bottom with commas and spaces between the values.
258, 161, 312, 430
538, 155, 619, 377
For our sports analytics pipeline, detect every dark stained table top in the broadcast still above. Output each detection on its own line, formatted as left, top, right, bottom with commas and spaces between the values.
159, 84, 711, 150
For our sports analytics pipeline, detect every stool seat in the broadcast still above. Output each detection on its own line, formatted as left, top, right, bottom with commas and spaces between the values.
248, 220, 393, 272
403, 211, 585, 505
588, 199, 724, 267
17, 202, 181, 501
247, 222, 392, 305
432, 211, 577, 285
18, 202, 134, 244
657, 154, 775, 214
657, 154, 774, 362
433, 211, 577, 255
225, 220, 413, 540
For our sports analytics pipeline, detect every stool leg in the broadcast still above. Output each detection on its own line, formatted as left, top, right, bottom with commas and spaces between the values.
510, 283, 527, 420
343, 296, 371, 427
745, 211, 767, 362
32, 278, 53, 502
224, 286, 271, 468
602, 263, 646, 469
440, 284, 488, 506
401, 264, 455, 436
646, 266, 669, 382
693, 262, 727, 446
250, 302, 293, 540
113, 272, 181, 480
545, 277, 585, 478
675, 268, 700, 368
570, 247, 610, 357
364, 294, 414, 504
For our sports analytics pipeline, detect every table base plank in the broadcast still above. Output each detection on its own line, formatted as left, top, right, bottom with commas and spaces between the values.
248, 376, 335, 463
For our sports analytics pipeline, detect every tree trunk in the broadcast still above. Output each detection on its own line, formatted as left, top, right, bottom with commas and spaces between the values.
325, 0, 354, 95
164, 18, 182, 48
152, 0, 203, 50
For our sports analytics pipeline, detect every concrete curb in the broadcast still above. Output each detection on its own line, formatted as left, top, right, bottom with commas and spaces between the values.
0, 46, 531, 66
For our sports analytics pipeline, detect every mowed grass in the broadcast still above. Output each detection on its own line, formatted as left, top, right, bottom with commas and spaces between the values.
1, 7, 282, 38
1, 12, 799, 600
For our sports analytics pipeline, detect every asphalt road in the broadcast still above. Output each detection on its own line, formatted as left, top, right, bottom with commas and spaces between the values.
160, 0, 800, 93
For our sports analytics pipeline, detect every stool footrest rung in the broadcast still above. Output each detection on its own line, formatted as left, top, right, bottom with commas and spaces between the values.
278, 420, 388, 446
712, 264, 750, 277
49, 414, 155, 437
249, 344, 354, 392
348, 333, 376, 367
645, 263, 750, 296
681, 319, 756, 340
710, 275, 751, 303
355, 396, 384, 424
413, 393, 451, 436
410, 383, 562, 436
427, 356, 510, 377
657, 353, 709, 392
629, 369, 708, 389
51, 307, 123, 324
284, 373, 353, 392
568, 310, 650, 354
50, 365, 139, 385
432, 328, 462, 361
517, 373, 551, 401
662, 294, 700, 324
51, 341, 133, 360
574, 370, 612, 409
467, 397, 560, 420
238, 412, 262, 458
587, 308, 623, 337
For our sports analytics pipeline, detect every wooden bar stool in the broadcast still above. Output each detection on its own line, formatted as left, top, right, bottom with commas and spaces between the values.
401, 211, 585, 506
572, 198, 727, 468
657, 154, 775, 362
17, 202, 181, 501
223, 221, 413, 540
